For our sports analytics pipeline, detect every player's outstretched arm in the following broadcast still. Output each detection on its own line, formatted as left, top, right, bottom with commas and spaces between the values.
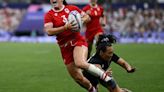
117, 58, 136, 73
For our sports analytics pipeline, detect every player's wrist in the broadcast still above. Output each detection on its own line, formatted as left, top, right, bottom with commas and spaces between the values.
127, 67, 135, 73
64, 24, 68, 31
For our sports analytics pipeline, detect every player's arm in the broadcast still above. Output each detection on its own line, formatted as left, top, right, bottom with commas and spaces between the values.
81, 11, 91, 24
100, 8, 107, 27
44, 23, 66, 36
44, 14, 66, 36
100, 13, 107, 27
116, 58, 136, 73
82, 6, 91, 24
44, 17, 76, 36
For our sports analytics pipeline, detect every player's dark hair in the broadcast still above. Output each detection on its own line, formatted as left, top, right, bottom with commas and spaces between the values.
63, 0, 68, 5
96, 34, 116, 53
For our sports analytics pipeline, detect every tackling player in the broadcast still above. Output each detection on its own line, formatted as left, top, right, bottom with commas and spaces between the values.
83, 34, 136, 92
83, 0, 107, 59
44, 0, 113, 92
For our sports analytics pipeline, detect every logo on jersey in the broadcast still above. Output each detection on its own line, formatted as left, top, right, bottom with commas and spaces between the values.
64, 8, 70, 14
54, 13, 58, 16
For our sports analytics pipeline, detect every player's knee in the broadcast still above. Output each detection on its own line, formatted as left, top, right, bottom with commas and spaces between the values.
74, 60, 87, 69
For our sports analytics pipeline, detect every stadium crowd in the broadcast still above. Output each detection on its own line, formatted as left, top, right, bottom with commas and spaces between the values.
0, 2, 163, 43
0, 8, 25, 32
0, 7, 26, 39
103, 7, 164, 43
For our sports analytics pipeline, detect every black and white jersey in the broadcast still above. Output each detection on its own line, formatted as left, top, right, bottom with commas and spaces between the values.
83, 53, 120, 87
87, 53, 120, 71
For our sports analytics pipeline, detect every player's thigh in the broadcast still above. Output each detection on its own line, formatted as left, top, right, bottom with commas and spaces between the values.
73, 45, 89, 69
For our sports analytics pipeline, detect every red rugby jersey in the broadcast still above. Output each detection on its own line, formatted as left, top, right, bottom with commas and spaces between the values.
44, 5, 84, 46
83, 4, 104, 32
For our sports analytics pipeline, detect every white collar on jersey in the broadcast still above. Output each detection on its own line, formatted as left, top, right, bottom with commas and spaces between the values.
52, 5, 65, 12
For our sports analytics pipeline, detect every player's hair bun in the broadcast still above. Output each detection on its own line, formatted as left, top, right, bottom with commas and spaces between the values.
96, 34, 116, 47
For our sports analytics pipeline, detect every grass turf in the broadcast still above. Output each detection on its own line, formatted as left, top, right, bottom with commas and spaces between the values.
0, 42, 164, 92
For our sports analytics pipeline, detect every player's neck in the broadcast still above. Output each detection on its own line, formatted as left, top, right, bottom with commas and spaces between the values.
90, 3, 97, 8
53, 5, 65, 12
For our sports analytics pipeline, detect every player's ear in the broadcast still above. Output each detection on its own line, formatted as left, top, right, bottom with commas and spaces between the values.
99, 50, 103, 56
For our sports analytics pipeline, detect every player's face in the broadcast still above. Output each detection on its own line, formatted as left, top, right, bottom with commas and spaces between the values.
100, 46, 114, 61
50, 0, 63, 8
90, 0, 97, 4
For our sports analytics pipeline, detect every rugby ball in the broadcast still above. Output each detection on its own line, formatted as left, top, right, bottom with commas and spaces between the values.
68, 10, 82, 32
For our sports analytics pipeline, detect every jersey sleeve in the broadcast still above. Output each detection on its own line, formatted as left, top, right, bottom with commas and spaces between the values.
82, 5, 89, 12
111, 53, 120, 63
69, 5, 82, 13
44, 12, 53, 24
88, 58, 101, 64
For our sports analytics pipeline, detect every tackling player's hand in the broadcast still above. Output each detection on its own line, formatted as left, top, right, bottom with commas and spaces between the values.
105, 68, 112, 76
127, 67, 136, 73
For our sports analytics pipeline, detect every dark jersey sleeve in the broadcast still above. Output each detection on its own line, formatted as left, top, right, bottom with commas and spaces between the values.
111, 53, 120, 63
88, 55, 103, 65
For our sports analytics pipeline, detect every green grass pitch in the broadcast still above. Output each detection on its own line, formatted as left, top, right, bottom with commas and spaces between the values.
0, 42, 164, 92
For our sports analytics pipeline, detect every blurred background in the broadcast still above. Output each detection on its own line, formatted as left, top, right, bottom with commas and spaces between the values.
0, 0, 164, 92
0, 0, 163, 43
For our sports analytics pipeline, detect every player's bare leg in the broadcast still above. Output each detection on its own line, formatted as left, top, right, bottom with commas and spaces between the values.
99, 78, 124, 92
87, 32, 103, 59
87, 41, 93, 59
108, 85, 123, 92
95, 32, 103, 43
100, 80, 131, 92
66, 62, 94, 91
121, 88, 132, 92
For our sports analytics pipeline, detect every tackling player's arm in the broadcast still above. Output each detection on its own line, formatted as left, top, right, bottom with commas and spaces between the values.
116, 58, 136, 73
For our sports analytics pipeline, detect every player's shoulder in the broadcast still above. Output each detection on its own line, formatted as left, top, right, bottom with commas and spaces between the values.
45, 9, 53, 16
111, 53, 120, 62
88, 53, 102, 64
83, 4, 90, 10
65, 5, 80, 10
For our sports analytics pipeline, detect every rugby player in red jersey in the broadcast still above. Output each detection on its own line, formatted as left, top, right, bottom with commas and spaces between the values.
44, 0, 112, 92
83, 0, 107, 59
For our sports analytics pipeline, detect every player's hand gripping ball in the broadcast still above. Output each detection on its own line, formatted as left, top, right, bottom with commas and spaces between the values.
68, 10, 82, 32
